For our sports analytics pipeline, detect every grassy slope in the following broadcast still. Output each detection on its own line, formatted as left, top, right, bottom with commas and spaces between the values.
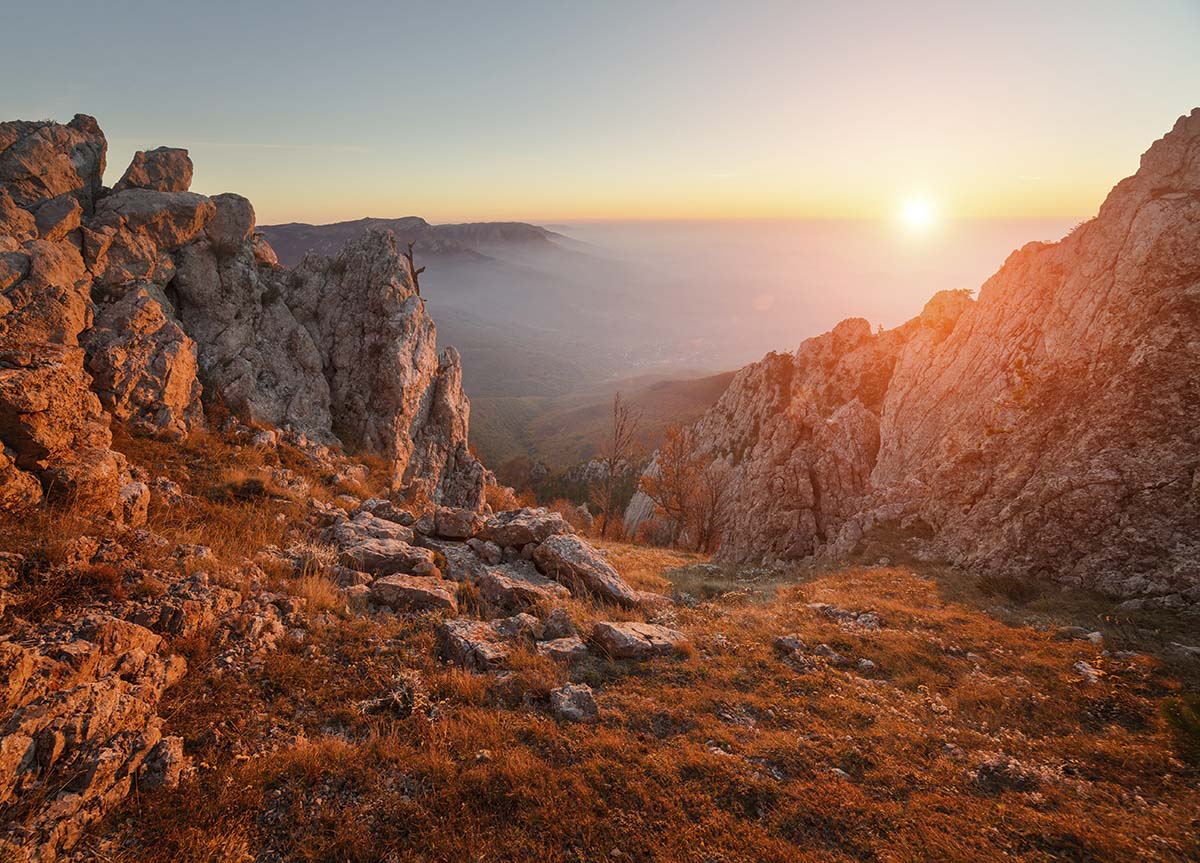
37, 432, 1189, 863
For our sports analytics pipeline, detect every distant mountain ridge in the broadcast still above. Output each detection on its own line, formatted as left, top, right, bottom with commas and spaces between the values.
259, 216, 563, 267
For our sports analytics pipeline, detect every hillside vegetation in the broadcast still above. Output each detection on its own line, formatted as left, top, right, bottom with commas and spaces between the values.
472, 370, 735, 469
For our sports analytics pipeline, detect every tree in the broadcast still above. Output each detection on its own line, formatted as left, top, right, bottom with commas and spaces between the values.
691, 459, 731, 553
402, 241, 426, 296
591, 392, 642, 538
638, 424, 730, 552
638, 424, 698, 546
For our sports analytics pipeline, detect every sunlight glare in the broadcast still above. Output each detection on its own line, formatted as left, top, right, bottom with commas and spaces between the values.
899, 197, 938, 233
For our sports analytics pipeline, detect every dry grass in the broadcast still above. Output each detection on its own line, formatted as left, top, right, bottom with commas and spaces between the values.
9, 432, 1196, 862
85, 539, 1199, 863
291, 573, 345, 613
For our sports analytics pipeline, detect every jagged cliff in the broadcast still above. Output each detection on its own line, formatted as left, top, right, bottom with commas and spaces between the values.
628, 109, 1200, 610
0, 115, 488, 516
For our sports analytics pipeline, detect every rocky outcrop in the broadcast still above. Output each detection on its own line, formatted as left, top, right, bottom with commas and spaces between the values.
83, 284, 203, 439
0, 113, 488, 514
0, 346, 127, 515
285, 230, 488, 506
0, 615, 188, 860
626, 298, 970, 563
113, 147, 193, 193
629, 109, 1200, 606
0, 114, 106, 213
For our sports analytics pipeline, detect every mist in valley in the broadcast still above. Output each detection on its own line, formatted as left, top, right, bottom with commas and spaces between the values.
423, 217, 1076, 465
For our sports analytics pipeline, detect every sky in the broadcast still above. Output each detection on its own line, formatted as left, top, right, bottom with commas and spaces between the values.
2, 0, 1198, 225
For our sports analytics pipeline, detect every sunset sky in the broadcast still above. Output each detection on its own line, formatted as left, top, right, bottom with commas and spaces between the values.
3, 0, 1198, 225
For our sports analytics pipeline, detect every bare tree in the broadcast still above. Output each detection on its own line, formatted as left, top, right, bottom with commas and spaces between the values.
638, 424, 728, 552
691, 460, 731, 553
638, 424, 697, 546
402, 241, 426, 296
591, 391, 642, 538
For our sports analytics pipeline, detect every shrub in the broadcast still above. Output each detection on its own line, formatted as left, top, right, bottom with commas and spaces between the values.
1162, 694, 1200, 763
976, 572, 1042, 604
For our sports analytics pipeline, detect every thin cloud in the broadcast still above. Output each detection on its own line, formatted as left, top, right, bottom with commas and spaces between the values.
188, 141, 374, 154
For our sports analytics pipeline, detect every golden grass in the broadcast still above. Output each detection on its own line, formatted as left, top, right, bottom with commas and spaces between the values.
290, 573, 345, 613
88, 546, 1200, 863
10, 431, 1196, 862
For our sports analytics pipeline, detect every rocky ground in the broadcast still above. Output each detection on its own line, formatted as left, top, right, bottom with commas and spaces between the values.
0, 422, 693, 861
2, 426, 1198, 861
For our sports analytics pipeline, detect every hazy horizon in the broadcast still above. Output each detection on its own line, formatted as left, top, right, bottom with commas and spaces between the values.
4, 1, 1198, 225
417, 215, 1078, 413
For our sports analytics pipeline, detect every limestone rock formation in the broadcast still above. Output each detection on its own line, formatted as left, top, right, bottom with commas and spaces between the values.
84, 284, 203, 439
0, 113, 488, 515
0, 114, 106, 213
0, 345, 126, 515
113, 146, 193, 193
628, 109, 1200, 606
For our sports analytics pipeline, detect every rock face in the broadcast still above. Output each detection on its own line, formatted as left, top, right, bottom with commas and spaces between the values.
627, 109, 1200, 606
0, 113, 488, 513
0, 114, 106, 213
0, 615, 187, 860
113, 147, 193, 193
83, 284, 203, 439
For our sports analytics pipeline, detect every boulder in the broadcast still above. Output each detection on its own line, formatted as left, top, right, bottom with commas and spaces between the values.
532, 533, 640, 607
117, 480, 150, 528
490, 611, 540, 642
550, 683, 598, 722
541, 607, 577, 640
434, 506, 483, 539
337, 537, 436, 575
537, 636, 589, 663
370, 574, 457, 613
478, 561, 571, 610
480, 507, 572, 547
591, 621, 689, 660
324, 510, 415, 546
419, 537, 489, 583
467, 537, 502, 564
113, 147, 193, 193
206, 192, 254, 252
437, 618, 511, 671
353, 499, 416, 526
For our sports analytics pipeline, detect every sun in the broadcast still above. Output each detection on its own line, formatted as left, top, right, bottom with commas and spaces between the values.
899, 197, 938, 233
